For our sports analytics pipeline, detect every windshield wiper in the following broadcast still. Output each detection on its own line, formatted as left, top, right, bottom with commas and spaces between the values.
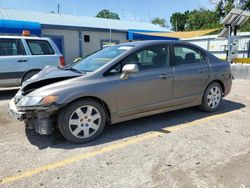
64, 67, 83, 74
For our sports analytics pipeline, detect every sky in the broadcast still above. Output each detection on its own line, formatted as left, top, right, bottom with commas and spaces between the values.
0, 0, 215, 25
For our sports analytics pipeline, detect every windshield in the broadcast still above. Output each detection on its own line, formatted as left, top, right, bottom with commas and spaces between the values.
72, 45, 134, 72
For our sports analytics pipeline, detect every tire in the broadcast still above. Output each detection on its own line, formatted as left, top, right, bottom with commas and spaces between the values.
58, 99, 107, 143
199, 82, 223, 112
22, 70, 40, 84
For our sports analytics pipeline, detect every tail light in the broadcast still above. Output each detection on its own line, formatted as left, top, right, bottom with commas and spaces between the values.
59, 56, 65, 67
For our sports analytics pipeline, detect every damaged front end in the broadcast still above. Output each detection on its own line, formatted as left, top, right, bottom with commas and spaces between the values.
9, 92, 61, 135
25, 109, 57, 135
8, 66, 82, 135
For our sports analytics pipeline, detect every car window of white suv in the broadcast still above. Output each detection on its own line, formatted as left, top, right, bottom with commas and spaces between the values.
0, 39, 26, 56
26, 40, 55, 55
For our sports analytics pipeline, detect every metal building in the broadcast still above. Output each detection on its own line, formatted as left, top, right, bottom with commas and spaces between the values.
183, 32, 250, 59
0, 9, 170, 64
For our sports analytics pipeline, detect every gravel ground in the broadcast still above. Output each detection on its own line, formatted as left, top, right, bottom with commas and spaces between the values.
0, 80, 249, 188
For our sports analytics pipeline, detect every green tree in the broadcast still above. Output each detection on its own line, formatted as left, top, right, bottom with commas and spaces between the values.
215, 0, 225, 19
169, 0, 250, 32
240, 19, 250, 31
170, 12, 188, 31
224, 0, 235, 14
185, 9, 221, 31
242, 0, 250, 9
151, 17, 166, 27
96, 9, 120, 20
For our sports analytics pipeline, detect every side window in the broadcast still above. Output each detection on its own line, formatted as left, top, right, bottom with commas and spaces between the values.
26, 40, 55, 55
0, 39, 26, 56
135, 45, 169, 70
174, 46, 206, 65
107, 45, 169, 75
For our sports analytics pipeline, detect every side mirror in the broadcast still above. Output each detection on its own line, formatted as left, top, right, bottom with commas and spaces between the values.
121, 64, 139, 80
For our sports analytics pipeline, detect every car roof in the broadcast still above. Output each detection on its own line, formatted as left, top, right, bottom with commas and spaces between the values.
119, 40, 192, 47
118, 40, 207, 53
0, 35, 50, 40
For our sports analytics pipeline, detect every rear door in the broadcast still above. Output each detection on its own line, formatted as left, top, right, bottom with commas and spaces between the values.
0, 38, 28, 86
173, 44, 210, 105
24, 39, 60, 70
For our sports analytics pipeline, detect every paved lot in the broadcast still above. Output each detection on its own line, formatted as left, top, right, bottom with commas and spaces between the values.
0, 80, 250, 188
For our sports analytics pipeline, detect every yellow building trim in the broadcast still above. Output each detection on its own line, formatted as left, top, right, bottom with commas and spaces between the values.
233, 58, 250, 64
138, 28, 221, 39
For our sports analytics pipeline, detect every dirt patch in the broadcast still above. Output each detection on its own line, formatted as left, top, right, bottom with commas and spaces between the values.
196, 151, 250, 188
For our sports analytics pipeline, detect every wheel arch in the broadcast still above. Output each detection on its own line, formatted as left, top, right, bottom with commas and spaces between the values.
21, 69, 42, 83
206, 80, 225, 95
63, 96, 111, 124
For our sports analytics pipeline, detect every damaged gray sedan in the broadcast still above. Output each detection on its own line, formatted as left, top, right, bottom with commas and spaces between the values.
8, 41, 232, 143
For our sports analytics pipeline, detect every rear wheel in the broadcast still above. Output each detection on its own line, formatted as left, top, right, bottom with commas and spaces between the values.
199, 82, 223, 112
58, 99, 106, 143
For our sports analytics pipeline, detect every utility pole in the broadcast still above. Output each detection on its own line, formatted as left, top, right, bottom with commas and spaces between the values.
133, 11, 137, 21
57, 4, 60, 14
176, 20, 178, 31
103, 10, 107, 18
121, 9, 126, 20
109, 28, 112, 44
148, 10, 151, 22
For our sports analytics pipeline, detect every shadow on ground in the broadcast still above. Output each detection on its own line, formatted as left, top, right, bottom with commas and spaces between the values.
25, 99, 245, 150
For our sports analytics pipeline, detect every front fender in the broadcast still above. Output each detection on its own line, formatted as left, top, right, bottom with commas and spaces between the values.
55, 84, 117, 114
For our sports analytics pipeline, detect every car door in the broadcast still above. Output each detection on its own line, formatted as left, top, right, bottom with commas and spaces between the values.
0, 38, 28, 86
24, 39, 60, 69
108, 44, 174, 118
173, 44, 210, 105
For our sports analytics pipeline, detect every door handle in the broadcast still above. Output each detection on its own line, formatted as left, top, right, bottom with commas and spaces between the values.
17, 59, 27, 63
159, 74, 168, 79
198, 68, 209, 73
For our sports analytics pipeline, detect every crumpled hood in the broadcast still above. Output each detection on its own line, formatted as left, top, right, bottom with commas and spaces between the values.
21, 66, 82, 95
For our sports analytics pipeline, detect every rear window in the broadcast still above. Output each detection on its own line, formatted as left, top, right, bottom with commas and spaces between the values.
0, 39, 26, 56
26, 40, 55, 55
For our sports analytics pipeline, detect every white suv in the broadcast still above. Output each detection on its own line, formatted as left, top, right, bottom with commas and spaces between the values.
0, 35, 64, 87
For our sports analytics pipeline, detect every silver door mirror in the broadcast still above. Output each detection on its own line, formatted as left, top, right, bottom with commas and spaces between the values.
121, 64, 139, 80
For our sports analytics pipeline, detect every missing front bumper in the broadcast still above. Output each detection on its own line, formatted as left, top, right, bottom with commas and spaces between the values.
8, 98, 57, 135
8, 99, 25, 121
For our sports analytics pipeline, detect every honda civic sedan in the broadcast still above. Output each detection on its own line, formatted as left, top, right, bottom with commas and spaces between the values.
8, 40, 232, 143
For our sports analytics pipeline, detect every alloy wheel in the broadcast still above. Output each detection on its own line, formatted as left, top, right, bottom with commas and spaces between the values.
68, 105, 101, 138
207, 86, 222, 109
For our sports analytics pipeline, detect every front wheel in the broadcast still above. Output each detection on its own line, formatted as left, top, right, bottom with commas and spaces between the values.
58, 99, 106, 143
199, 82, 223, 112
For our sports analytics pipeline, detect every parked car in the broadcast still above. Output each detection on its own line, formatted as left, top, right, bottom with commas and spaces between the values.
8, 40, 232, 143
0, 35, 64, 87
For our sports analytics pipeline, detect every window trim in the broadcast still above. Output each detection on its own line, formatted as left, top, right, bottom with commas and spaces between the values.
26, 39, 55, 55
41, 35, 65, 55
0, 38, 26, 56
103, 44, 171, 77
172, 44, 208, 66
